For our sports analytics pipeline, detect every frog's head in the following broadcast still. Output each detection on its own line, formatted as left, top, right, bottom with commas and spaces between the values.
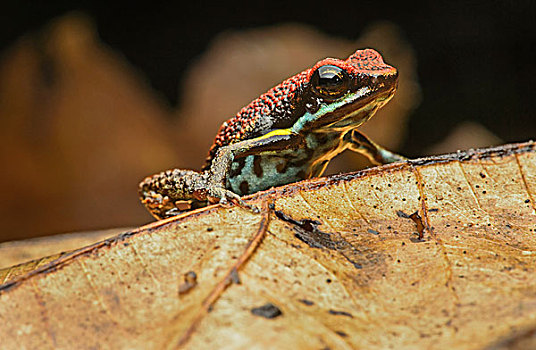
293, 48, 398, 133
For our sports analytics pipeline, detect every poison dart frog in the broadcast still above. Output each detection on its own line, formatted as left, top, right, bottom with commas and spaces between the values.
139, 49, 406, 219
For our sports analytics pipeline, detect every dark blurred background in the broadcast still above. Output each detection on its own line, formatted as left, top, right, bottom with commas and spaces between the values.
1, 1, 535, 242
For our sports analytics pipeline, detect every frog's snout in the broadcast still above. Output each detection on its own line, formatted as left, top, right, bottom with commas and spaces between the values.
384, 68, 399, 88
368, 68, 398, 92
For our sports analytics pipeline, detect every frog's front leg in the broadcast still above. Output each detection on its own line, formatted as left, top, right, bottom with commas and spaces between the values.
205, 131, 303, 204
345, 129, 407, 165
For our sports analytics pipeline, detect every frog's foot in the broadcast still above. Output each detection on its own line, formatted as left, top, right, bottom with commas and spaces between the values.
346, 130, 408, 165
378, 149, 408, 164
139, 188, 204, 219
139, 169, 211, 219
206, 185, 260, 214
138, 168, 259, 217
139, 189, 179, 219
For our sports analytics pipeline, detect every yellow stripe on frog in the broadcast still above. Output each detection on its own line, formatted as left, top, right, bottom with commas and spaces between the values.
255, 128, 293, 141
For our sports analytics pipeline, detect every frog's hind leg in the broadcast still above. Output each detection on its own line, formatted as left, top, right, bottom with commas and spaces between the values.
139, 169, 209, 219
344, 129, 407, 165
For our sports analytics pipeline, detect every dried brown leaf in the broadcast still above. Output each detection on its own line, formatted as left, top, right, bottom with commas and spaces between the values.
1, 141, 535, 349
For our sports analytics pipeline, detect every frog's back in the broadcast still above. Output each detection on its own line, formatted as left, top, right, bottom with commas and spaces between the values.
203, 70, 310, 170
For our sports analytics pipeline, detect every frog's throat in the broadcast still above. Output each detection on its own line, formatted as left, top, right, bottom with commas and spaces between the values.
291, 86, 393, 134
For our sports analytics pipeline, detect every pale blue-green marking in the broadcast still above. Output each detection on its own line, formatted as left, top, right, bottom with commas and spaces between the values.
291, 87, 369, 133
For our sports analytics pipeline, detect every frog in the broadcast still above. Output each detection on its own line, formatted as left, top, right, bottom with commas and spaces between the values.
139, 48, 406, 219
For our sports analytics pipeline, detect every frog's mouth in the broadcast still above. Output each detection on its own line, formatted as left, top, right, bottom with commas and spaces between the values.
292, 74, 397, 134
325, 85, 396, 131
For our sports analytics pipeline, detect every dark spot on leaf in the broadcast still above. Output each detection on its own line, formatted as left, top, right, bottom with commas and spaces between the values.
396, 210, 409, 218
298, 299, 314, 306
229, 268, 241, 284
274, 210, 365, 269
367, 229, 379, 235
328, 309, 353, 318
409, 211, 424, 240
400, 211, 426, 240
178, 271, 198, 295
251, 303, 282, 319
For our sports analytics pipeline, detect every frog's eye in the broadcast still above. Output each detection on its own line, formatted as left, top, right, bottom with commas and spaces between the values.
310, 65, 349, 99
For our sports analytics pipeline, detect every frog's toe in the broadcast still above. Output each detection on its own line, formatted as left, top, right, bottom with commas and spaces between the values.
206, 186, 234, 204
234, 199, 260, 214
220, 190, 246, 207
380, 149, 408, 163
208, 187, 259, 213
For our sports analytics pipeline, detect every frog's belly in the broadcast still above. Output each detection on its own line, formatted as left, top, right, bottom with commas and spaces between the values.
227, 136, 342, 195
